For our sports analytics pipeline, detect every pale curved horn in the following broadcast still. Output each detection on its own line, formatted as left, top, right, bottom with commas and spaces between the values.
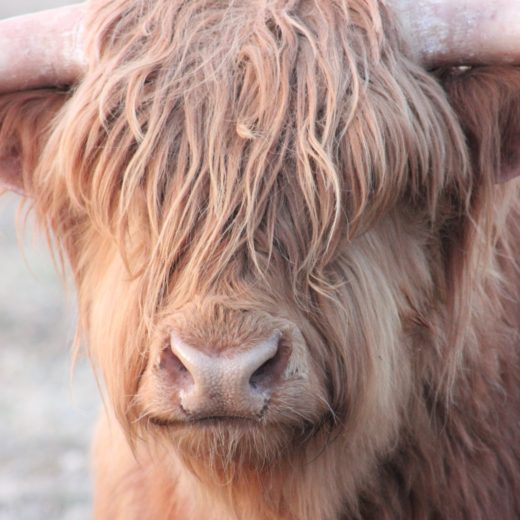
391, 0, 520, 68
0, 3, 87, 94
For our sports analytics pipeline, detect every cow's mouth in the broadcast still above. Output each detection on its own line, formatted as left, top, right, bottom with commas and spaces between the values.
144, 410, 300, 470
149, 415, 262, 429
145, 407, 339, 475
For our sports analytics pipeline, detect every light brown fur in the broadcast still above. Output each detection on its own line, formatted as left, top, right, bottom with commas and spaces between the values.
0, 1, 519, 518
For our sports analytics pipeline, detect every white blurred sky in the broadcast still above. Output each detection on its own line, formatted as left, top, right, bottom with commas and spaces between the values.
0, 3, 97, 518
0, 0, 81, 19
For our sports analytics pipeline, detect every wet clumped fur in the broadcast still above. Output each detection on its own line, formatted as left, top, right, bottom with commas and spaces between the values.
0, 0, 519, 519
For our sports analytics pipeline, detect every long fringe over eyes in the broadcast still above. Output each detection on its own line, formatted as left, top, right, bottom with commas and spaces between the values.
35, 0, 472, 314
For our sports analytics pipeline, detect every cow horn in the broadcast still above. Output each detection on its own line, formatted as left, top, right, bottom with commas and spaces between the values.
0, 2, 518, 94
0, 3, 87, 94
391, 0, 520, 68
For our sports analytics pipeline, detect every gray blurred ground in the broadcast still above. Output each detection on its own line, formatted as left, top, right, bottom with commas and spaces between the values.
0, 2, 98, 519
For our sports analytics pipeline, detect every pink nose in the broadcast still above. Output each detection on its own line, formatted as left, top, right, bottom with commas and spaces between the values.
162, 331, 289, 419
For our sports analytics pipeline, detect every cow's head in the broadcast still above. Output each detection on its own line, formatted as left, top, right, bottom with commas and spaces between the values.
1, 0, 519, 498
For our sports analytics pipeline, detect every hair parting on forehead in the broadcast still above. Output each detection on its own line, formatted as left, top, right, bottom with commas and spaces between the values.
26, 1, 489, 353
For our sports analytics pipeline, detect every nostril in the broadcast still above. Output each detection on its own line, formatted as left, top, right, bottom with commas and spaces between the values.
250, 356, 276, 389
173, 352, 189, 372
159, 346, 192, 382
249, 337, 291, 391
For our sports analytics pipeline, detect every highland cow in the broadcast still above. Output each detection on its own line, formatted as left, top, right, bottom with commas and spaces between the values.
0, 0, 519, 519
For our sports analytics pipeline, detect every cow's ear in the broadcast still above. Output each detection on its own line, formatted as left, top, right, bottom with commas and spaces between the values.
0, 89, 68, 196
0, 152, 23, 194
440, 66, 520, 184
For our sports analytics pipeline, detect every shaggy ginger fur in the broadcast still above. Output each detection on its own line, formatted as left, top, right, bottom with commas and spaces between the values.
0, 0, 519, 518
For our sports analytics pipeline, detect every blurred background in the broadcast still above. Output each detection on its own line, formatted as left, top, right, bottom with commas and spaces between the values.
0, 2, 98, 519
